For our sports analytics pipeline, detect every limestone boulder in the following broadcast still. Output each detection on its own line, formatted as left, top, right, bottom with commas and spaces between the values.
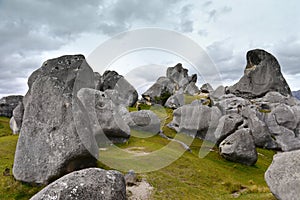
265, 150, 300, 200
77, 88, 130, 145
13, 55, 99, 184
219, 128, 258, 166
30, 168, 126, 200
168, 103, 222, 139
99, 70, 138, 107
165, 91, 184, 109
228, 49, 291, 98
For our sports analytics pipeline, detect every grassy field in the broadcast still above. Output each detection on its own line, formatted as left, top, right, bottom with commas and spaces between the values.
0, 108, 276, 200
0, 117, 13, 137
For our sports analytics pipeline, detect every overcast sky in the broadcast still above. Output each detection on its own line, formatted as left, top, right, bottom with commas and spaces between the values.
1, 0, 300, 98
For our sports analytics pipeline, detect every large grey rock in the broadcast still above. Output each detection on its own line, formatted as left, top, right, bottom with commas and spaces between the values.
265, 150, 300, 200
200, 83, 213, 93
142, 76, 174, 104
215, 94, 250, 115
99, 70, 138, 107
30, 168, 126, 200
168, 103, 222, 139
260, 91, 298, 107
13, 55, 99, 184
184, 82, 200, 95
9, 102, 24, 134
126, 110, 161, 135
166, 63, 190, 89
211, 113, 244, 145
242, 105, 277, 149
264, 104, 300, 151
77, 88, 130, 145
211, 86, 225, 100
0, 95, 23, 118
228, 49, 291, 98
165, 90, 184, 109
219, 128, 258, 166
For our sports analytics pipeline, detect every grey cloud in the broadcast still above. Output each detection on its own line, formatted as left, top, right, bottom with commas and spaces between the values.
198, 29, 208, 37
0, 0, 191, 97
179, 5, 194, 33
272, 38, 300, 75
207, 39, 246, 83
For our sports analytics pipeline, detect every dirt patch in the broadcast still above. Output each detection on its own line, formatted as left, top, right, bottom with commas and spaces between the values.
127, 179, 153, 200
123, 147, 150, 156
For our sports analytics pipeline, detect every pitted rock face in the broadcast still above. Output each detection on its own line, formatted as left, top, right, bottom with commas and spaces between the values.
228, 49, 291, 99
30, 168, 126, 200
13, 55, 99, 184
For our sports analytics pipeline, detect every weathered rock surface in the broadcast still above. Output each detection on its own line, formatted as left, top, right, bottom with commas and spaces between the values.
219, 128, 258, 165
30, 168, 126, 200
77, 88, 131, 145
13, 55, 99, 184
215, 94, 250, 115
211, 86, 225, 100
212, 113, 244, 145
142, 76, 174, 104
165, 90, 184, 109
228, 49, 291, 99
126, 110, 160, 135
99, 70, 138, 107
0, 95, 23, 118
242, 105, 277, 149
200, 83, 213, 93
168, 103, 222, 139
265, 150, 300, 200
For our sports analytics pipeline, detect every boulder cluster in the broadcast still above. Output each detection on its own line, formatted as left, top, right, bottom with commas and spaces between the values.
0, 95, 23, 118
6, 49, 300, 199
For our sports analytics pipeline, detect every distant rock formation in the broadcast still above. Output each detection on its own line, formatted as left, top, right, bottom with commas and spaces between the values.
292, 90, 300, 100
228, 49, 291, 98
142, 63, 198, 105
13, 55, 99, 184
0, 95, 23, 118
30, 168, 126, 200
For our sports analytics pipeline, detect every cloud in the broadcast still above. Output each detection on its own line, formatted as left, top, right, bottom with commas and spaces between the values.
272, 37, 300, 75
0, 0, 193, 97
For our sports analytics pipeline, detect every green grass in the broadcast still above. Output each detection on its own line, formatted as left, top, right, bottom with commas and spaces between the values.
0, 135, 42, 200
0, 117, 12, 137
98, 106, 276, 200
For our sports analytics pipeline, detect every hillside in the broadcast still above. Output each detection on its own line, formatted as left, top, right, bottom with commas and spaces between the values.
0, 109, 276, 200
